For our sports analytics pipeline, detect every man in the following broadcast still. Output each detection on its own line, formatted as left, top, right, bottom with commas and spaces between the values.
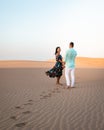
65, 42, 77, 88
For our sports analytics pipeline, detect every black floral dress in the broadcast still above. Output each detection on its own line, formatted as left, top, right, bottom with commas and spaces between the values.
46, 54, 63, 78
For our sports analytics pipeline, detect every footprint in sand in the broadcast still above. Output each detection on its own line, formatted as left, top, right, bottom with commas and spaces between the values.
48, 93, 52, 96
54, 88, 61, 93
42, 91, 46, 94
40, 97, 44, 99
42, 95, 49, 98
40, 93, 52, 99
22, 111, 31, 114
24, 102, 33, 106
10, 114, 21, 120
15, 106, 23, 109
15, 122, 27, 127
56, 90, 61, 93
28, 99, 33, 102
40, 87, 61, 100
52, 90, 55, 93
40, 96, 48, 99
23, 99, 34, 106
10, 116, 18, 120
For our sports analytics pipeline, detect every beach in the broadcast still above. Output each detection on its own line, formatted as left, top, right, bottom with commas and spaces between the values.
0, 58, 104, 130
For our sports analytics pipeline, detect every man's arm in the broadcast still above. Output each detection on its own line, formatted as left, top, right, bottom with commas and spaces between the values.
64, 50, 68, 63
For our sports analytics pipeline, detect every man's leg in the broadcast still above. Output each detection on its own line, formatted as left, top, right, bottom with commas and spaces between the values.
71, 68, 75, 87
65, 67, 70, 87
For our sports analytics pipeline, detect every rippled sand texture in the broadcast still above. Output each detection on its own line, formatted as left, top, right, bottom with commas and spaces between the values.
0, 66, 104, 130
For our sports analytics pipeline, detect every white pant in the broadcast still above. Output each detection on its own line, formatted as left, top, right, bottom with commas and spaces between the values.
65, 67, 75, 87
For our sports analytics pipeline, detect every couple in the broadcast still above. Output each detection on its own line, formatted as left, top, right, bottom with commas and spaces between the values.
46, 42, 77, 88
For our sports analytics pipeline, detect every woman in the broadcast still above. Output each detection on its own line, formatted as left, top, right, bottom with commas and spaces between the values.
46, 47, 65, 85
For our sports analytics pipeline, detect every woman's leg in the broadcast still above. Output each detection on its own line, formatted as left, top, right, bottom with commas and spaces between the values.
56, 77, 60, 84
56, 76, 63, 85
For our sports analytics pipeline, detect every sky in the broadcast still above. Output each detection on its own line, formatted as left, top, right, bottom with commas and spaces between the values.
0, 0, 104, 61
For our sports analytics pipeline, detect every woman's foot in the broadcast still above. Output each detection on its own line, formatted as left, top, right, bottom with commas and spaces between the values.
59, 83, 63, 86
45, 71, 49, 76
56, 82, 63, 86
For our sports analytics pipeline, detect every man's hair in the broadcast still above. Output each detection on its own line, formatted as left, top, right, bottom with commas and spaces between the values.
70, 42, 74, 47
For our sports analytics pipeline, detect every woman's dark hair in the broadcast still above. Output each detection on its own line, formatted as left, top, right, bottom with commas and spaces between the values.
55, 47, 60, 55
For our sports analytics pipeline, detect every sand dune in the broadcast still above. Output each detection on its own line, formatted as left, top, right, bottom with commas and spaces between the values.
0, 60, 53, 68
76, 57, 104, 68
0, 57, 104, 68
0, 59, 104, 130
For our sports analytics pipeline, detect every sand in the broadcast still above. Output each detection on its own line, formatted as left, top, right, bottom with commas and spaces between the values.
0, 57, 104, 68
0, 58, 104, 130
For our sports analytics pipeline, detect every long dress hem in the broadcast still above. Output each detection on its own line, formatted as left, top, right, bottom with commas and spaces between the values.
46, 54, 63, 78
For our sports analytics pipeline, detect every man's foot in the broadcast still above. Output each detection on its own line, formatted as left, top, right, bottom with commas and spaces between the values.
71, 86, 75, 88
67, 86, 71, 89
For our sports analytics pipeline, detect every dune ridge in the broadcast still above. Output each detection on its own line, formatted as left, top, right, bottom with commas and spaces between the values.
0, 57, 104, 68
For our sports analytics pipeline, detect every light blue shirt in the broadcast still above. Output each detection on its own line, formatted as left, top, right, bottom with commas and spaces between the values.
65, 48, 77, 68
